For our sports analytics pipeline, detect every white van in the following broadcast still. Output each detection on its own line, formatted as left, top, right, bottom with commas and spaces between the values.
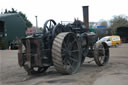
97, 36, 121, 47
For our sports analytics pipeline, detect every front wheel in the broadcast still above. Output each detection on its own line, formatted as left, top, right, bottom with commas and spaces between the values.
94, 42, 109, 66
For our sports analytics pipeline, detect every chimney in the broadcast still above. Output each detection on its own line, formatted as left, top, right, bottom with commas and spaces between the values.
83, 6, 89, 29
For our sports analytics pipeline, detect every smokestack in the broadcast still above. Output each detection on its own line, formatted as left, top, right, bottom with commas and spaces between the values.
82, 6, 89, 29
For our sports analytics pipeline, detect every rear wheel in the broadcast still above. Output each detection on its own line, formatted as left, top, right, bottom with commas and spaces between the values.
52, 32, 81, 74
18, 40, 49, 75
94, 42, 109, 66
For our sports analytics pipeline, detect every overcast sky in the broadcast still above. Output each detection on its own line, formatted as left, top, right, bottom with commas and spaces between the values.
0, 0, 128, 27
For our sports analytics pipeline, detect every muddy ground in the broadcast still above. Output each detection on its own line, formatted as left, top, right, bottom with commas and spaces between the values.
0, 44, 128, 85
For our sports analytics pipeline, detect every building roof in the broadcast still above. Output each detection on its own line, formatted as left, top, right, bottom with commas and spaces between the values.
0, 13, 18, 19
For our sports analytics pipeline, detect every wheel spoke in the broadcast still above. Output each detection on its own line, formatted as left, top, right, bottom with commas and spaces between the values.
68, 43, 72, 49
49, 21, 51, 28
100, 48, 105, 63
46, 26, 49, 29
69, 57, 78, 62
71, 39, 76, 45
63, 56, 68, 64
66, 35, 70, 45
100, 56, 105, 64
61, 46, 67, 56
67, 60, 72, 66
63, 41, 67, 48
61, 52, 66, 57
62, 47, 66, 52
66, 60, 73, 70
71, 49, 79, 53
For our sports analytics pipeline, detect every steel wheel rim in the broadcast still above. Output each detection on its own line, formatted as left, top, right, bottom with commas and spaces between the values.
98, 44, 106, 64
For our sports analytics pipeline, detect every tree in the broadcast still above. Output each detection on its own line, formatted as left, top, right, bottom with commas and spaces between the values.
110, 15, 128, 34
99, 20, 108, 28
3, 8, 32, 27
19, 12, 32, 27
94, 20, 110, 39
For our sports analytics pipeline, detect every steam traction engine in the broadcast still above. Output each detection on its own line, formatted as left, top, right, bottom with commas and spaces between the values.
18, 6, 109, 75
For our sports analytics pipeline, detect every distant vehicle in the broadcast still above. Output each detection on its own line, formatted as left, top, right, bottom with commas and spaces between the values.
97, 36, 121, 47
